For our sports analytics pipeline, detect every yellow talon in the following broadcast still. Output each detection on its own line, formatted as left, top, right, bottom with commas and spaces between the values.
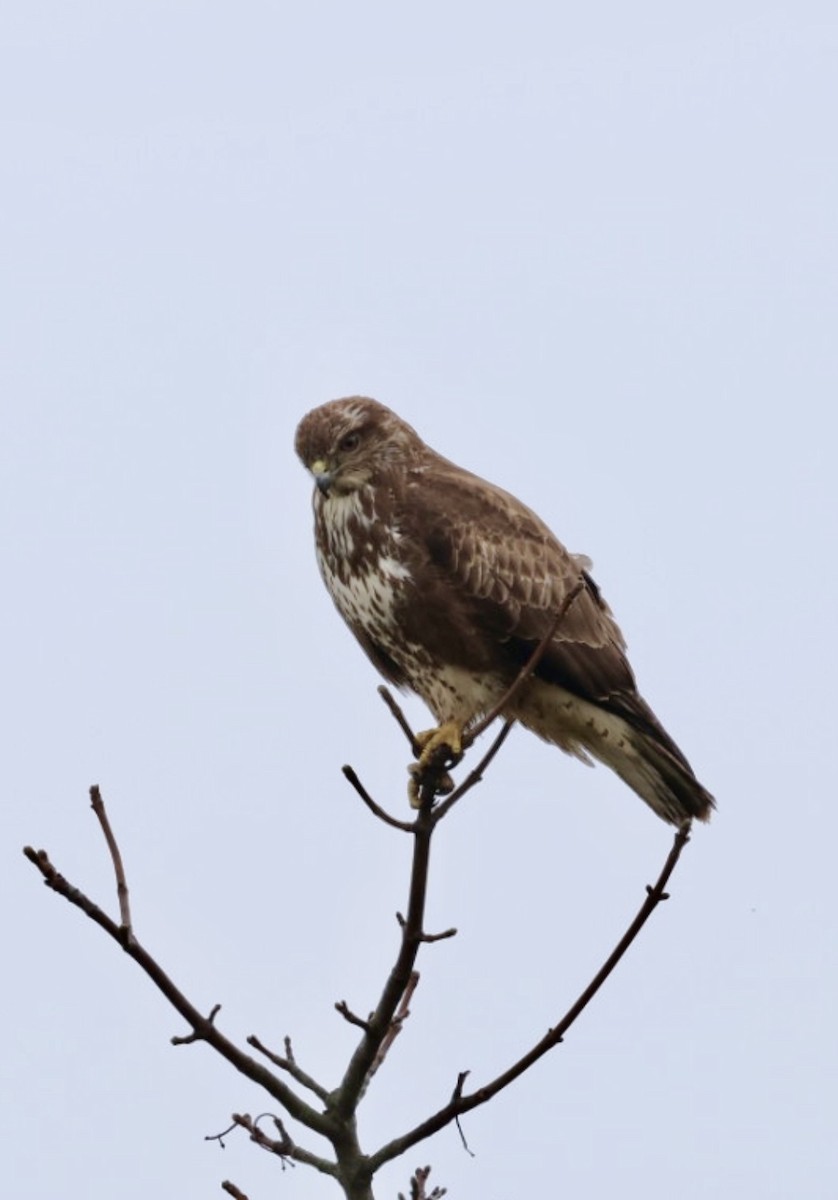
407, 721, 464, 809
415, 720, 463, 766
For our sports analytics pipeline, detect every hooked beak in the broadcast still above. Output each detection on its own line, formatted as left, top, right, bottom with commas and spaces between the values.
310, 458, 333, 495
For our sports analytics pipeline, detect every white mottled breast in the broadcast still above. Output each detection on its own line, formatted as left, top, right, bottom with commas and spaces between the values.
315, 488, 409, 640
320, 548, 412, 639
314, 486, 504, 725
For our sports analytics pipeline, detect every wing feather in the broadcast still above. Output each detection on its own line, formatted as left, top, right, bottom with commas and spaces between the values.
402, 457, 624, 659
398, 455, 687, 759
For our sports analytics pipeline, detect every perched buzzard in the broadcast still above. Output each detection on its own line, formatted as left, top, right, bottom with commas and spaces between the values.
295, 397, 714, 825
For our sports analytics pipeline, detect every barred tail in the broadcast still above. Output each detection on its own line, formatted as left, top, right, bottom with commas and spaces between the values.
514, 680, 715, 826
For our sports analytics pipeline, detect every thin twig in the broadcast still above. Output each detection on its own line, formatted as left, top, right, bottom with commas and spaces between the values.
378, 686, 420, 755
369, 824, 692, 1171
172, 1002, 222, 1044
231, 1114, 292, 1170
89, 785, 133, 937
332, 802, 437, 1118
454, 1112, 474, 1157
359, 971, 420, 1100
398, 1165, 448, 1200
393, 912, 453, 940
395, 913, 456, 943
449, 1071, 474, 1155
230, 1112, 341, 1176
206, 1121, 238, 1147
21, 843, 335, 1142
418, 928, 457, 943
335, 1000, 371, 1031
247, 1035, 330, 1103
230, 1112, 337, 1175
342, 765, 414, 832
379, 684, 457, 807
433, 719, 516, 822
221, 1182, 250, 1199
406, 583, 583, 811
464, 580, 585, 747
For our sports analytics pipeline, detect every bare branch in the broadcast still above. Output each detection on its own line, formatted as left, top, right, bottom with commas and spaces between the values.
89, 784, 133, 937
247, 1035, 330, 1103
342, 765, 414, 832
359, 971, 420, 1101
232, 1113, 336, 1177
172, 1002, 222, 1045
395, 913, 457, 943
336, 1001, 371, 1032
221, 1181, 250, 1200
232, 1112, 293, 1164
369, 824, 692, 1171
332, 803, 437, 1118
398, 1165, 448, 1200
454, 1111, 473, 1157
432, 719, 515, 822
27, 672, 700, 1200
22, 831, 335, 1141
206, 1121, 238, 1148
450, 1071, 474, 1152
378, 686, 420, 755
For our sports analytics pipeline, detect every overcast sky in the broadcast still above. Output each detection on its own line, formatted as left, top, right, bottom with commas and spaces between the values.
3, 3, 836, 1198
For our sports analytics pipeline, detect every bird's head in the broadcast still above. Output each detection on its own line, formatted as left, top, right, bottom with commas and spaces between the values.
295, 396, 423, 496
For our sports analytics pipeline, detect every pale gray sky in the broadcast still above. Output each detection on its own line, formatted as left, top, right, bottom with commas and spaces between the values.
3, 3, 836, 1198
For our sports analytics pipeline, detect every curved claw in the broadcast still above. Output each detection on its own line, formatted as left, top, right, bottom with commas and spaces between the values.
407, 763, 455, 808
415, 721, 464, 767
406, 721, 464, 808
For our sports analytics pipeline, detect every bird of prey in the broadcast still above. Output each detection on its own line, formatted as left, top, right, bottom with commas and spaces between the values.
295, 396, 714, 825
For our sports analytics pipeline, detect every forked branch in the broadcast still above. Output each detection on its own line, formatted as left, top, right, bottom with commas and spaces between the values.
368, 823, 691, 1171
21, 841, 334, 1146
24, 611, 695, 1200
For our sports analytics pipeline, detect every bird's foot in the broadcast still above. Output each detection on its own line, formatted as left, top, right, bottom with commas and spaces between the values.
416, 720, 464, 763
407, 721, 463, 809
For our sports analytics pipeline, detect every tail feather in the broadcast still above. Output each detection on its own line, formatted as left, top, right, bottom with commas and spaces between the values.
513, 680, 715, 826
610, 728, 714, 825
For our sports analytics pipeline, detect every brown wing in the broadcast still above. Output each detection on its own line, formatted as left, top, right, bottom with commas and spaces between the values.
396, 454, 688, 762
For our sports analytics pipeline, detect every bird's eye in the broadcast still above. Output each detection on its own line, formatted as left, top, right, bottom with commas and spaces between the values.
339, 431, 361, 452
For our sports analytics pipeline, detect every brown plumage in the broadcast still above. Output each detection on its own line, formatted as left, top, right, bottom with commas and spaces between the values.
295, 396, 714, 825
